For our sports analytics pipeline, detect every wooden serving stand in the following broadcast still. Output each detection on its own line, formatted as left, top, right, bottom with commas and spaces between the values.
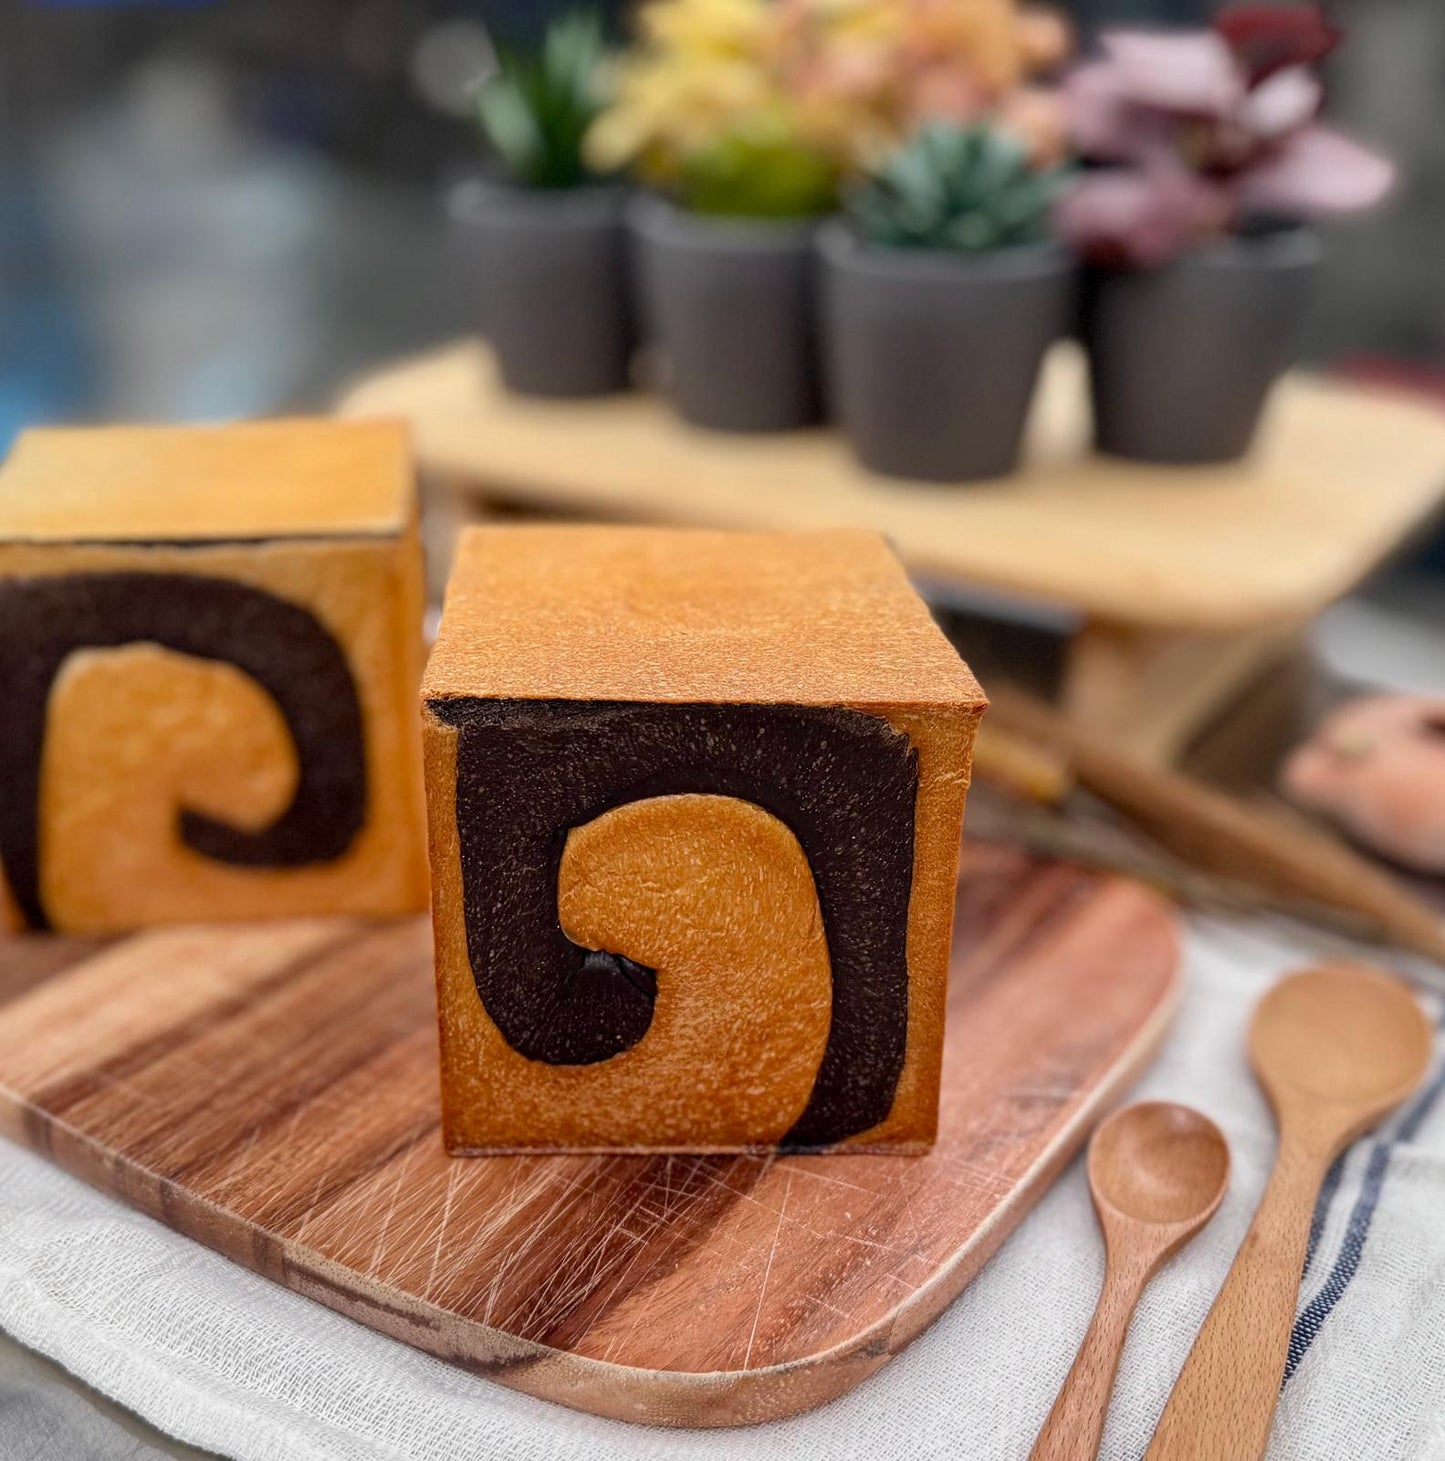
340, 342, 1445, 764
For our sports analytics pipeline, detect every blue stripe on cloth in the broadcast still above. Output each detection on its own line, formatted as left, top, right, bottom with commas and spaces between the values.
1301, 1063, 1433, 1283
1284, 1052, 1445, 1385
1303, 1151, 1347, 1279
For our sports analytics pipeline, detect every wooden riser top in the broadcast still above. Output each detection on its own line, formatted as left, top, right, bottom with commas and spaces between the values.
339, 342, 1445, 633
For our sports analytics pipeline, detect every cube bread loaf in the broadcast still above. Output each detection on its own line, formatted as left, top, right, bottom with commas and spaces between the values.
0, 419, 428, 932
422, 525, 986, 1155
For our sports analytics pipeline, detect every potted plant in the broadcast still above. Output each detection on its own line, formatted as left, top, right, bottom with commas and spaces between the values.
821, 122, 1072, 482
466, 10, 633, 397
1056, 6, 1394, 465
588, 0, 1074, 434
584, 0, 841, 431
621, 133, 839, 433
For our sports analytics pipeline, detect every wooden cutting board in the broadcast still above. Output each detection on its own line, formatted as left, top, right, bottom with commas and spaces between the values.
0, 847, 1181, 1427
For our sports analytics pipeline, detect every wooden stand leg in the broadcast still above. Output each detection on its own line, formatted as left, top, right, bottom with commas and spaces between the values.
1063, 620, 1304, 766
419, 471, 499, 604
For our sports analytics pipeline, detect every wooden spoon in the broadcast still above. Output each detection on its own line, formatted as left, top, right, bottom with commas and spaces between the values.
1145, 964, 1431, 1461
1031, 1102, 1229, 1461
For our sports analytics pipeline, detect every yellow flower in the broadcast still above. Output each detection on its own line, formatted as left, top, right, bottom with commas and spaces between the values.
585, 0, 1074, 191
640, 0, 772, 55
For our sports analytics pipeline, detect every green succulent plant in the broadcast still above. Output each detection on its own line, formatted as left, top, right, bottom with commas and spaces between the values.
476, 11, 610, 190
677, 132, 840, 220
847, 123, 1067, 252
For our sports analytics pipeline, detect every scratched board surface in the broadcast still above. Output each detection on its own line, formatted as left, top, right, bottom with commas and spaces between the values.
0, 847, 1180, 1427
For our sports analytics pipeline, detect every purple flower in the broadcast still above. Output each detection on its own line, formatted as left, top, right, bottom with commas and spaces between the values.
1237, 124, 1397, 215
1055, 15, 1394, 268
1055, 165, 1229, 269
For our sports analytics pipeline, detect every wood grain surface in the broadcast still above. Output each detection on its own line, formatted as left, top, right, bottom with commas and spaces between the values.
0, 847, 1181, 1427
338, 341, 1445, 633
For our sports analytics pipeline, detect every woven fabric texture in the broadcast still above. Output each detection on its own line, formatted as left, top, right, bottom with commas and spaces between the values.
3, 915, 1444, 1461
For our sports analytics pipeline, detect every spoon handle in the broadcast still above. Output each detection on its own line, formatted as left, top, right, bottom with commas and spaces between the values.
1144, 1138, 1330, 1461
1031, 1255, 1149, 1461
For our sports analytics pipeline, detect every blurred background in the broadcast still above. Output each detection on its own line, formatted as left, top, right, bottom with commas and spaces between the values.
1, 0, 1441, 454
0, 7, 1442, 1454
3, 0, 1441, 750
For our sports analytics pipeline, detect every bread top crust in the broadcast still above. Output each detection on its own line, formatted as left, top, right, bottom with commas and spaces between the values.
0, 419, 413, 543
424, 524, 985, 711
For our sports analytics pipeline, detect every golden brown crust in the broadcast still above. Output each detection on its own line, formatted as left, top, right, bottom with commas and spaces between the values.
0, 419, 412, 541
422, 525, 987, 710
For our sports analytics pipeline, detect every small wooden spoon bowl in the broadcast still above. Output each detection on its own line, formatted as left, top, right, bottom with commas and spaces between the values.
1091, 1101, 1231, 1233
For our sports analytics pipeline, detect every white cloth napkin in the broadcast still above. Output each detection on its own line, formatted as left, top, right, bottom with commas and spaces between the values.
3, 913, 1444, 1461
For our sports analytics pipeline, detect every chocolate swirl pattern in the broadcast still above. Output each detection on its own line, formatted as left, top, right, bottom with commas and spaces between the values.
430, 697, 920, 1150
0, 571, 368, 931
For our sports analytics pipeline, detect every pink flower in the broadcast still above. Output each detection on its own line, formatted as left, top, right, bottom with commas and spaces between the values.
1057, 19, 1395, 266
1237, 65, 1322, 141
1237, 125, 1396, 215
1097, 31, 1243, 118
1064, 59, 1179, 164
1055, 166, 1229, 269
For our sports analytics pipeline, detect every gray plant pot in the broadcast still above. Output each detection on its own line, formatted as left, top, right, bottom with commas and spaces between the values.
818, 223, 1074, 482
1082, 228, 1322, 465
461, 180, 634, 397
629, 196, 822, 432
